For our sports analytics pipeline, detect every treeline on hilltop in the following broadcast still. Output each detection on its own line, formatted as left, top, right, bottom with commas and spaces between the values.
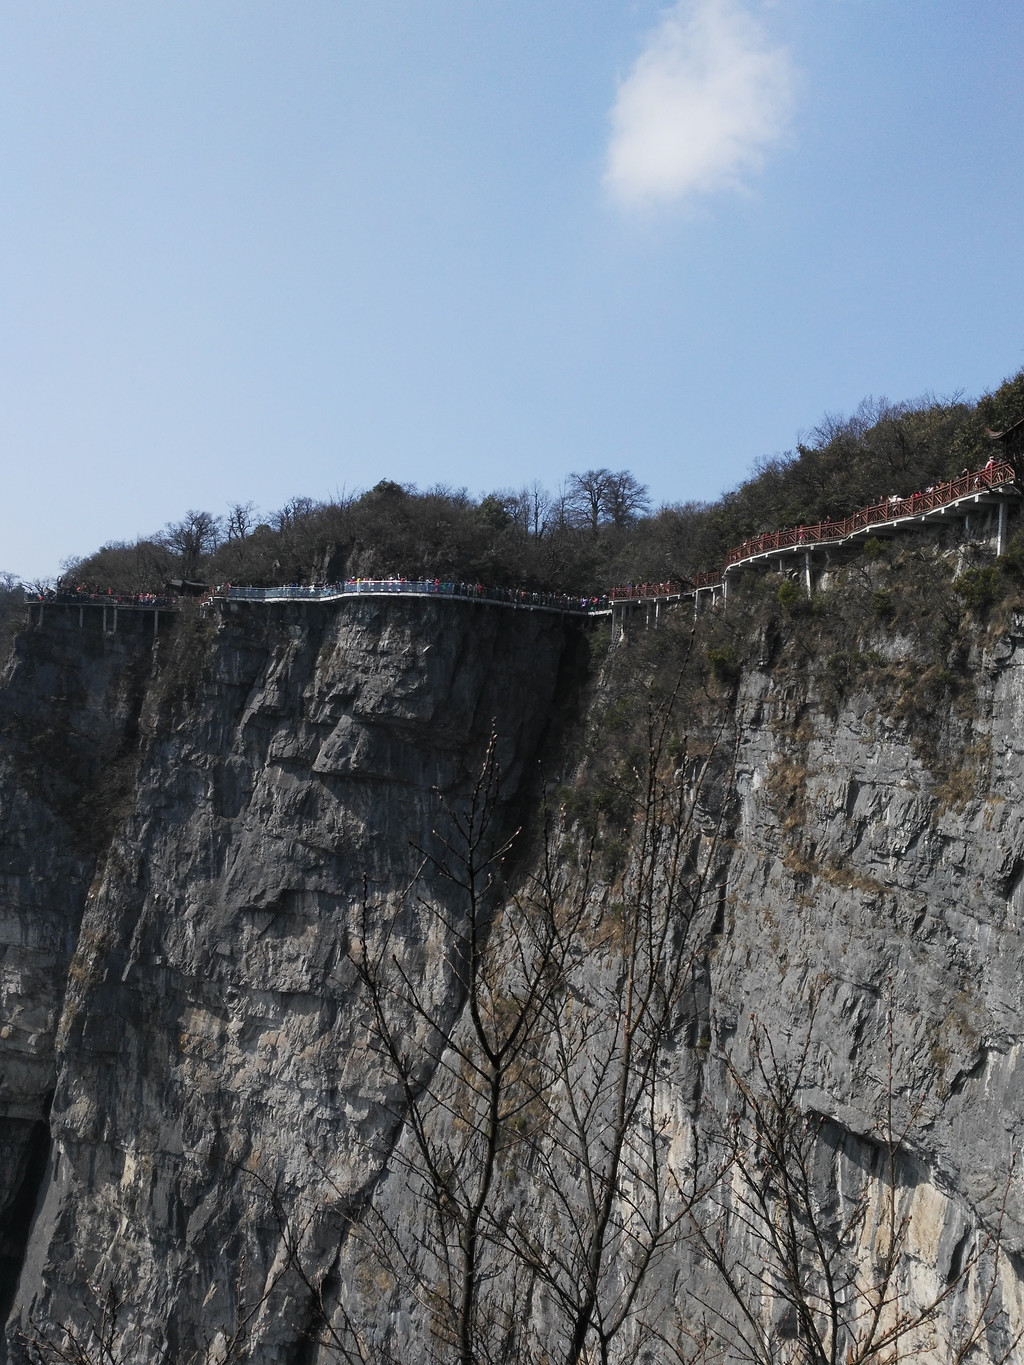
57, 367, 1024, 597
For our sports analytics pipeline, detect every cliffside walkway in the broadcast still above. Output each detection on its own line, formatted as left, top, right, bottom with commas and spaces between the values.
218, 580, 609, 617
26, 580, 610, 633
610, 457, 1020, 614
26, 459, 1020, 638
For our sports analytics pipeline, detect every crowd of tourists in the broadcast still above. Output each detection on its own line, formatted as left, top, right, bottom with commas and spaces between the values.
29, 582, 176, 608
221, 578, 609, 614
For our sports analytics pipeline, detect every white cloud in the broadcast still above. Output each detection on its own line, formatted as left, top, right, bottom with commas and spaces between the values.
605, 0, 793, 209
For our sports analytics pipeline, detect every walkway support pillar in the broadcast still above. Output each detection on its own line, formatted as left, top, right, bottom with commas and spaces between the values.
804, 550, 812, 597
998, 499, 1008, 556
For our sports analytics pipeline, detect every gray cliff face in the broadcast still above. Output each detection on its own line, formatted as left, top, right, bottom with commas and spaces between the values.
3, 585, 1024, 1360
0, 610, 156, 1321
697, 630, 1024, 1351
0, 599, 587, 1361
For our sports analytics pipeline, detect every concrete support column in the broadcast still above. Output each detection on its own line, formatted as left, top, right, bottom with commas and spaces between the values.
804, 550, 812, 596
998, 499, 1008, 556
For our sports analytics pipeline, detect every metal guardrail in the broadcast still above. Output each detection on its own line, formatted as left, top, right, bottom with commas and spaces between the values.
221, 580, 610, 615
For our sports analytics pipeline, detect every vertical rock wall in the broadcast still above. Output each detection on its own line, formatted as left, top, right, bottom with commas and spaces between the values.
5, 584, 1024, 1362
0, 598, 587, 1362
679, 619, 1024, 1357
0, 610, 156, 1326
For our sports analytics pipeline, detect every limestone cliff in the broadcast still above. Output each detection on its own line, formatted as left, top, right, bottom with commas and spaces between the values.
2, 573, 1024, 1363
0, 598, 587, 1361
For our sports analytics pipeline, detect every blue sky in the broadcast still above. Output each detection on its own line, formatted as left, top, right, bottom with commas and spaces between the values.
2, 1, 1024, 581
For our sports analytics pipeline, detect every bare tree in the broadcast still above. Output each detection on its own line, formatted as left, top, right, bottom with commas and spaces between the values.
684, 1008, 1024, 1365
271, 496, 318, 532
522, 481, 553, 538
336, 737, 576, 1364
499, 682, 732, 1365
225, 501, 256, 541
565, 470, 650, 535
603, 471, 651, 529
22, 1282, 156, 1365
162, 511, 221, 582
566, 470, 613, 535
301, 652, 737, 1364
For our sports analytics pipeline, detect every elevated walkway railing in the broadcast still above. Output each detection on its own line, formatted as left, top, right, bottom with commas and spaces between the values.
32, 461, 1020, 625
609, 569, 722, 602
609, 458, 1019, 607
28, 591, 177, 609
220, 580, 610, 616
725, 459, 1017, 568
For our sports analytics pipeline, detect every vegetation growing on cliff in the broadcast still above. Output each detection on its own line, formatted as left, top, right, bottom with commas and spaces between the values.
55, 367, 1024, 599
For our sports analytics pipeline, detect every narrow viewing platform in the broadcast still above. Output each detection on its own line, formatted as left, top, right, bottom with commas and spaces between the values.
219, 580, 610, 616
26, 580, 611, 627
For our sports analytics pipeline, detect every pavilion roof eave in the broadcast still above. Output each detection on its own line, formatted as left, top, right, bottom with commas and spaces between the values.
986, 415, 1024, 445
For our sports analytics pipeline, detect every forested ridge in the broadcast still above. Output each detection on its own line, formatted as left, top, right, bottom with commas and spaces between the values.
16, 367, 1024, 608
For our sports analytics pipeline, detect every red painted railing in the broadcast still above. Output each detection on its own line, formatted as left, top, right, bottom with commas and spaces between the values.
725, 459, 1016, 567
609, 458, 1017, 603
608, 571, 725, 601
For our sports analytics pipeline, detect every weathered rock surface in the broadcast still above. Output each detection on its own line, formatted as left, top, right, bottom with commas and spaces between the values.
0, 598, 587, 1361
0, 608, 156, 1326
695, 635, 1024, 1355
3, 587, 1024, 1360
